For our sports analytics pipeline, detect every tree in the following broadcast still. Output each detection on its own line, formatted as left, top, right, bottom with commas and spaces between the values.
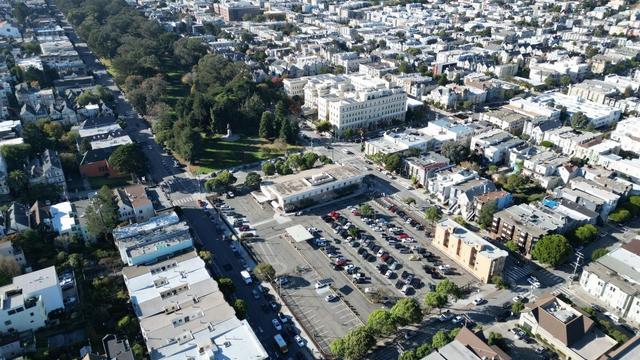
440, 141, 470, 164
531, 234, 572, 266
173, 37, 208, 66
505, 240, 519, 252
511, 301, 525, 314
68, 253, 83, 269
279, 118, 296, 144
7, 170, 28, 196
233, 299, 247, 319
358, 204, 374, 218
302, 152, 319, 169
452, 216, 467, 226
405, 197, 416, 206
431, 330, 451, 349
254, 262, 276, 281
218, 277, 235, 297
609, 208, 631, 223
316, 121, 332, 133
109, 143, 148, 176
477, 201, 497, 229
424, 207, 442, 223
367, 309, 397, 336
591, 247, 608, 261
198, 250, 213, 264
436, 279, 461, 300
399, 350, 418, 360
259, 111, 275, 139
559, 75, 573, 87
390, 298, 423, 326
1, 144, 31, 171
85, 186, 119, 239
573, 224, 598, 244
491, 276, 509, 289
423, 291, 448, 313
540, 140, 555, 148
205, 170, 237, 193
244, 172, 262, 190
262, 161, 276, 175
384, 154, 402, 173
340, 326, 375, 360
487, 332, 503, 346
504, 174, 527, 191
570, 112, 590, 129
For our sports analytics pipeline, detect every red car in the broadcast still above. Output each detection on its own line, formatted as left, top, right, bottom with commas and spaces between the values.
352, 210, 360, 216
335, 258, 348, 266
398, 233, 409, 239
239, 225, 250, 231
329, 211, 340, 219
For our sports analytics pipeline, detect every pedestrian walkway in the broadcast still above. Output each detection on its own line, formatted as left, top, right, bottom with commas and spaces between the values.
503, 263, 535, 283
551, 286, 574, 299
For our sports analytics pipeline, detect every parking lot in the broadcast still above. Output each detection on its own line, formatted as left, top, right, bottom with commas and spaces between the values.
218, 187, 487, 355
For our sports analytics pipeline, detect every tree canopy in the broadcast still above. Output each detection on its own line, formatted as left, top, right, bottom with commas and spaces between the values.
441, 141, 470, 164
424, 206, 442, 223
366, 309, 397, 336
390, 298, 423, 325
573, 224, 598, 244
85, 186, 119, 239
531, 234, 572, 266
109, 143, 148, 176
254, 262, 276, 281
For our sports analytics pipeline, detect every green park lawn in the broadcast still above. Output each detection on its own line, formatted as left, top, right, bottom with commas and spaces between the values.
192, 136, 300, 173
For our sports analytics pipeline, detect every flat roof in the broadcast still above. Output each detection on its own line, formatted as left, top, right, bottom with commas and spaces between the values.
286, 225, 314, 243
263, 164, 363, 198
438, 219, 508, 260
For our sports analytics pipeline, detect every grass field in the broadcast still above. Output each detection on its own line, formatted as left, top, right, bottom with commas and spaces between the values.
160, 57, 190, 106
192, 136, 300, 173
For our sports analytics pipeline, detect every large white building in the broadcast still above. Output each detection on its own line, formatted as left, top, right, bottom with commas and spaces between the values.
113, 211, 193, 266
364, 130, 434, 156
611, 117, 640, 154
123, 252, 268, 360
0, 266, 64, 333
533, 92, 621, 129
580, 240, 640, 325
259, 164, 365, 212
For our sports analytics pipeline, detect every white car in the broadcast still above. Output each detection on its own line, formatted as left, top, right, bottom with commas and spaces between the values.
452, 315, 464, 324
325, 294, 338, 302
473, 298, 485, 306
272, 319, 282, 331
513, 295, 525, 303
295, 335, 305, 347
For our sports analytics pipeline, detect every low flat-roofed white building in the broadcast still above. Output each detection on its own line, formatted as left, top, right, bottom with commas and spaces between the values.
611, 117, 640, 154
48, 201, 86, 240
364, 130, 434, 156
260, 164, 365, 212
418, 118, 474, 151
533, 92, 621, 129
123, 252, 268, 360
114, 211, 193, 266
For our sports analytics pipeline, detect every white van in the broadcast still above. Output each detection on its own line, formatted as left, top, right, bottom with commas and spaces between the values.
240, 270, 253, 285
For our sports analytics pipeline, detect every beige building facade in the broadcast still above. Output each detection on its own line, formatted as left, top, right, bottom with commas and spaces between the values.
433, 219, 508, 283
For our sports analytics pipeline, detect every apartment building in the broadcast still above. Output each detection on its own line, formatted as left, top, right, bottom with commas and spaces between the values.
540, 127, 602, 156
471, 129, 525, 164
568, 79, 619, 105
403, 152, 452, 188
215, 2, 262, 21
580, 240, 640, 325
426, 167, 479, 205
0, 266, 64, 333
611, 117, 640, 154
492, 203, 569, 255
534, 93, 621, 129
113, 211, 193, 266
122, 252, 268, 360
560, 177, 620, 221
259, 164, 365, 212
115, 184, 155, 223
478, 109, 528, 135
433, 219, 508, 283
519, 294, 617, 360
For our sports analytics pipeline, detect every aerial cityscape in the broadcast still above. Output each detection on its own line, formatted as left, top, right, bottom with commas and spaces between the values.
0, 0, 639, 359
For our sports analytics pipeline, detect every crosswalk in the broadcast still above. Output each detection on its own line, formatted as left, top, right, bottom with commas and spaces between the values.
552, 286, 573, 299
171, 195, 201, 206
502, 263, 535, 283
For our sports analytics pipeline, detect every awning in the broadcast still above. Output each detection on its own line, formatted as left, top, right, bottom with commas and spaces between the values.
285, 224, 314, 243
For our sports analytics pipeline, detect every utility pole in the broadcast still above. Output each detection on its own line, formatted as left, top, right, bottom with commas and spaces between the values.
569, 251, 584, 285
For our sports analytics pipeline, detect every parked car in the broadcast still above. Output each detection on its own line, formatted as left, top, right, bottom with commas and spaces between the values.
272, 319, 282, 331
325, 294, 339, 302
295, 335, 305, 347
438, 311, 453, 322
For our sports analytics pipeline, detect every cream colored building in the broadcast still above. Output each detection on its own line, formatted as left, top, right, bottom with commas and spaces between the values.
433, 219, 508, 283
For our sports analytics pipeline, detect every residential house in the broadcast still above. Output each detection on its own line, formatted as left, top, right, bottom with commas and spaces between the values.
473, 190, 513, 223
27, 149, 67, 197
422, 327, 511, 360
470, 129, 525, 164
478, 109, 528, 135
418, 118, 474, 151
115, 185, 155, 223
580, 240, 640, 325
519, 294, 617, 360
0, 240, 27, 268
559, 177, 620, 221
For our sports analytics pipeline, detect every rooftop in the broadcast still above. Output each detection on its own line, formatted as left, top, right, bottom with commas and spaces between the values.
263, 164, 363, 198
438, 219, 508, 260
